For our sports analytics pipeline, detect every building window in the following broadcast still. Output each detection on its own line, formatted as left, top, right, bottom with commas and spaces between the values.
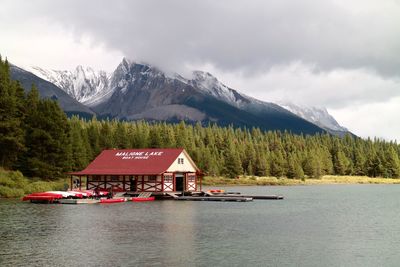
188, 174, 196, 183
149, 175, 157, 182
164, 175, 173, 183
178, 158, 184, 164
91, 176, 101, 182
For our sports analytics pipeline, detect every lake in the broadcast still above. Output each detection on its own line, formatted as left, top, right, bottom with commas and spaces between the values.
1, 185, 400, 266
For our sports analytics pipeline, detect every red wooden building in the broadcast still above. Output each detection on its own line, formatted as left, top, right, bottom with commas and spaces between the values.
70, 148, 202, 192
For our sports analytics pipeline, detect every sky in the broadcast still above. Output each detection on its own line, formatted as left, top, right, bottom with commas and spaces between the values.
1, 0, 400, 140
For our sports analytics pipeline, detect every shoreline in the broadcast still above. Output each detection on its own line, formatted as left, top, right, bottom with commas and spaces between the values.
202, 175, 400, 186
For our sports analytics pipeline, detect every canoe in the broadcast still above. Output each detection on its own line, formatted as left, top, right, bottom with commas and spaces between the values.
46, 191, 79, 198
22, 193, 63, 201
100, 198, 126, 203
132, 196, 155, 202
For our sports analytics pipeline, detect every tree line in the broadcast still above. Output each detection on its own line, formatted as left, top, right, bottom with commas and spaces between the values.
1, 56, 400, 180
0, 56, 70, 179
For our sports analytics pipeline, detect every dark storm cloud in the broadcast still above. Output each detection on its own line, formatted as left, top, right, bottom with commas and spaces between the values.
5, 0, 400, 76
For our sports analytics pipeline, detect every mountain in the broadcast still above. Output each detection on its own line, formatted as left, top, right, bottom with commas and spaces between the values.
9, 65, 95, 118
24, 65, 111, 106
26, 59, 324, 134
279, 102, 349, 136
22, 58, 352, 135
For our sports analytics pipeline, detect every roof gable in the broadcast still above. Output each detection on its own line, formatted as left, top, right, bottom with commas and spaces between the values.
71, 148, 190, 175
167, 151, 198, 172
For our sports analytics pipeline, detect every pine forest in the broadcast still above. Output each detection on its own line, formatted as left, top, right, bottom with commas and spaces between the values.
1, 57, 400, 181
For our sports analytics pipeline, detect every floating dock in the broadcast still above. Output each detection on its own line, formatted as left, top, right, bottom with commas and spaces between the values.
160, 191, 283, 201
23, 190, 284, 204
174, 196, 253, 202
240, 195, 283, 200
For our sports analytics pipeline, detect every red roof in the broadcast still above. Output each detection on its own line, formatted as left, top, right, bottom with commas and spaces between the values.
70, 148, 187, 175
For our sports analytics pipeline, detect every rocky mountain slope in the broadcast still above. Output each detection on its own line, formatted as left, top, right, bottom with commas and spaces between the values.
21, 58, 348, 135
10, 65, 95, 118
279, 102, 348, 135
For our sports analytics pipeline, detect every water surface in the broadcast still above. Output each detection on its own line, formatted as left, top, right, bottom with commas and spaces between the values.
1, 185, 400, 266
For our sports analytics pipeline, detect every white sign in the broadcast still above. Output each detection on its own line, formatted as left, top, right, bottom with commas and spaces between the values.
115, 151, 164, 160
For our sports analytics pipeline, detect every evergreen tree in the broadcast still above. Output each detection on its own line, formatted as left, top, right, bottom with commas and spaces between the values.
384, 147, 400, 178
87, 118, 101, 157
113, 121, 130, 148
333, 150, 350, 175
224, 140, 243, 178
286, 154, 296, 179
24, 96, 71, 179
0, 58, 25, 168
270, 150, 285, 177
99, 121, 114, 149
353, 148, 366, 176
69, 116, 89, 170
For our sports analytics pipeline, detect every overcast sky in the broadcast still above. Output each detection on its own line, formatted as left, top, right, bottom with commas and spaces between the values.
1, 0, 400, 140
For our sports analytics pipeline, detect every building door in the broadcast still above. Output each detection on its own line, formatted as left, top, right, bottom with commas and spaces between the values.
175, 174, 185, 192
130, 176, 137, 192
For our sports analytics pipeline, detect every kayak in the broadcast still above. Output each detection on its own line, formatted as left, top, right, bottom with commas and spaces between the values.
100, 198, 126, 203
132, 196, 155, 202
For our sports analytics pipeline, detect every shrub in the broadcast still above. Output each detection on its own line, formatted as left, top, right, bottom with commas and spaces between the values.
0, 185, 25, 198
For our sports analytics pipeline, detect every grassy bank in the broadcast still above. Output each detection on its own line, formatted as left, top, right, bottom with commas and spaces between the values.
0, 169, 68, 198
202, 175, 400, 186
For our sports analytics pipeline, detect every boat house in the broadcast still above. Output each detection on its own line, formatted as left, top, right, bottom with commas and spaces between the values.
70, 148, 202, 193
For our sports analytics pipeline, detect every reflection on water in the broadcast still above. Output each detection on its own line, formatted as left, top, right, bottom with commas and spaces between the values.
1, 185, 400, 266
161, 201, 195, 265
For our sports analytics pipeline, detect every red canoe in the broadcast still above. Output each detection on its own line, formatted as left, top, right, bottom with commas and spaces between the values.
132, 196, 155, 202
100, 198, 126, 203
22, 193, 63, 201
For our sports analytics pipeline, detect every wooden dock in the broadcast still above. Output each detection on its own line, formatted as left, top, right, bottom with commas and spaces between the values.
174, 196, 253, 202
240, 195, 283, 200
203, 191, 284, 200
51, 191, 283, 204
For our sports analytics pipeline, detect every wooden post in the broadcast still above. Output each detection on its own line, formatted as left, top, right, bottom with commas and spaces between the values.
199, 174, 202, 191
70, 176, 73, 190
184, 173, 187, 192
123, 176, 126, 191
161, 173, 164, 192
173, 173, 176, 192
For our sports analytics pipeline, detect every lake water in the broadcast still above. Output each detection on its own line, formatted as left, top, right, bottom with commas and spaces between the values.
1, 185, 400, 267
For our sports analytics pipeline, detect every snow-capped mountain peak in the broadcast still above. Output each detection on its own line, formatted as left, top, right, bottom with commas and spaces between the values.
190, 70, 248, 106
24, 65, 110, 106
279, 102, 348, 132
23, 58, 348, 135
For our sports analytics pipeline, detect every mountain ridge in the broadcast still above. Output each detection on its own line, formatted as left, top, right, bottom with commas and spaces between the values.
21, 59, 349, 135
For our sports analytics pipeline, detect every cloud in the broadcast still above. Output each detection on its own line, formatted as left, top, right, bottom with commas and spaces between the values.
2, 0, 400, 76
1, 0, 400, 140
0, 4, 123, 71
330, 96, 400, 141
203, 62, 400, 108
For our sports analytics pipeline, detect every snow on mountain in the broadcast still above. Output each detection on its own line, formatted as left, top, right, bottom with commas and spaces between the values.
190, 71, 239, 104
189, 71, 294, 116
279, 102, 348, 132
24, 65, 111, 106
25, 58, 347, 134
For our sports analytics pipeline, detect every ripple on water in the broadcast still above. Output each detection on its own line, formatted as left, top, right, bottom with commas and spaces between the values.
1, 185, 400, 266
